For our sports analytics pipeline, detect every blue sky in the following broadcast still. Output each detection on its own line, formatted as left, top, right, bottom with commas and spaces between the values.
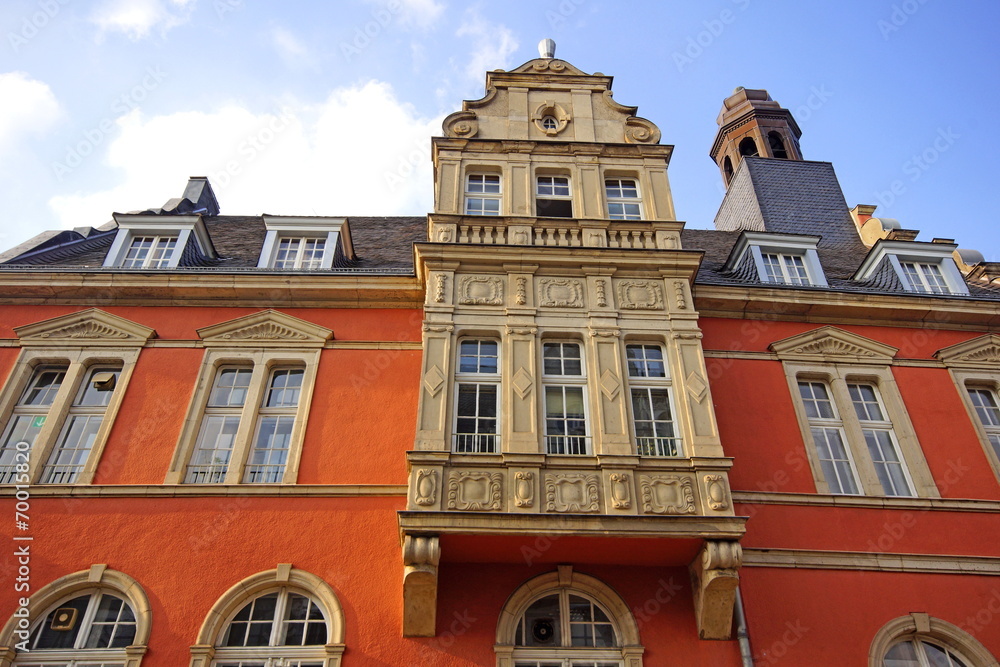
1, 0, 997, 258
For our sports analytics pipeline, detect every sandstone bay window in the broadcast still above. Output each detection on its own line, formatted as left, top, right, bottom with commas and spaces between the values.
40, 365, 122, 484
454, 339, 500, 453
184, 366, 305, 484
465, 173, 502, 215
604, 178, 642, 220
543, 342, 589, 455
625, 344, 679, 457
536, 175, 573, 218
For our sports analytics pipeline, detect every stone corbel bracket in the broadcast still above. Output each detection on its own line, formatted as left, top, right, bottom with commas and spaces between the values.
689, 540, 742, 640
402, 535, 441, 637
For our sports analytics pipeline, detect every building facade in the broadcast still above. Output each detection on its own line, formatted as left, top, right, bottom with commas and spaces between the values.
1, 44, 999, 666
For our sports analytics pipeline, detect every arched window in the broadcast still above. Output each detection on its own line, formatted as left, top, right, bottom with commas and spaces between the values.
723, 156, 734, 185
869, 613, 997, 667
0, 566, 151, 667
192, 566, 345, 667
495, 568, 643, 667
768, 131, 788, 159
738, 137, 759, 158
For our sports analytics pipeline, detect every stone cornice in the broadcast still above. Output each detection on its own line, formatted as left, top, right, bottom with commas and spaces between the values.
732, 491, 1000, 513
0, 272, 424, 308
0, 484, 409, 498
692, 284, 1000, 330
742, 548, 1000, 576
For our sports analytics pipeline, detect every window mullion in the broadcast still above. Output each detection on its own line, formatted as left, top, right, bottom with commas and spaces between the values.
225, 364, 268, 484
830, 378, 875, 495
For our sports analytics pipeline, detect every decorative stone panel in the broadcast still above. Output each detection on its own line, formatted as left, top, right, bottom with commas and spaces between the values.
545, 473, 600, 512
447, 471, 503, 511
639, 475, 696, 515
414, 469, 439, 507
616, 280, 664, 310
458, 276, 504, 305
538, 278, 584, 308
514, 471, 535, 508
704, 475, 730, 511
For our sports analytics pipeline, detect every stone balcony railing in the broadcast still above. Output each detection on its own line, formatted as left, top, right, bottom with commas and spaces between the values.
428, 214, 683, 251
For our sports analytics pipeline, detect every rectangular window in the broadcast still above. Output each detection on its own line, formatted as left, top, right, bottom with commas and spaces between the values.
0, 366, 67, 483
272, 237, 326, 270
900, 261, 948, 294
626, 344, 679, 457
848, 383, 913, 497
762, 253, 809, 285
536, 176, 573, 218
605, 178, 642, 220
454, 340, 499, 453
40, 366, 121, 484
465, 174, 502, 216
186, 367, 253, 484
543, 342, 589, 455
121, 235, 178, 268
967, 387, 1000, 461
244, 369, 304, 483
798, 381, 861, 494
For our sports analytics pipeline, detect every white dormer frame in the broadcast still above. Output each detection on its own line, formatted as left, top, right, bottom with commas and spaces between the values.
725, 231, 828, 287
257, 216, 352, 270
104, 214, 215, 269
853, 240, 969, 296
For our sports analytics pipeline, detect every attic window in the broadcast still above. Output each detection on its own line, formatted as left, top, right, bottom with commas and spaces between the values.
257, 216, 352, 271
852, 240, 969, 296
121, 236, 178, 268
724, 231, 827, 288
104, 214, 214, 269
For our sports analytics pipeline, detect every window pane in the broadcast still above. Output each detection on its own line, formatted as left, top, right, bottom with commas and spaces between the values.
22, 367, 67, 406
245, 416, 293, 483
32, 595, 90, 649
811, 427, 859, 494
210, 368, 253, 407
519, 594, 561, 647
459, 340, 498, 374
883, 641, 919, 666
626, 344, 665, 377
265, 369, 304, 408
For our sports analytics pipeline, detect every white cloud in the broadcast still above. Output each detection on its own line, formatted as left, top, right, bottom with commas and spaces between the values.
455, 8, 518, 82
365, 0, 444, 29
271, 27, 317, 70
90, 0, 195, 40
47, 81, 442, 228
0, 72, 61, 151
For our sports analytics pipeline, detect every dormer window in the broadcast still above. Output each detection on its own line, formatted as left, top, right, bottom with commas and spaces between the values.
724, 231, 827, 287
257, 216, 352, 270
853, 240, 969, 296
121, 235, 178, 268
104, 214, 214, 269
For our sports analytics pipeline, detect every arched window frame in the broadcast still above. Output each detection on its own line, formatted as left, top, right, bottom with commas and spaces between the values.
868, 613, 997, 667
190, 566, 345, 667
0, 565, 151, 667
738, 136, 759, 158
494, 568, 644, 667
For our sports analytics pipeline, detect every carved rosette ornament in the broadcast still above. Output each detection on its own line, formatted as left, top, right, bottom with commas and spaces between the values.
545, 473, 600, 513
459, 276, 504, 305
514, 471, 534, 508
538, 278, 584, 308
639, 475, 696, 515
447, 471, 503, 511
609, 473, 631, 509
616, 280, 664, 310
414, 469, 438, 506
704, 474, 730, 511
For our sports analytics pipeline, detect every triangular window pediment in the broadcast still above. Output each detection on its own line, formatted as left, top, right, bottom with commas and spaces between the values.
770, 326, 897, 364
14, 308, 155, 347
935, 334, 1000, 368
197, 310, 332, 348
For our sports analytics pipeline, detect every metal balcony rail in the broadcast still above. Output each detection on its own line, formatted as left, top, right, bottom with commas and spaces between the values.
636, 436, 682, 457
184, 464, 228, 484
40, 464, 83, 484
545, 435, 592, 455
453, 433, 499, 454
0, 466, 19, 484
243, 465, 286, 484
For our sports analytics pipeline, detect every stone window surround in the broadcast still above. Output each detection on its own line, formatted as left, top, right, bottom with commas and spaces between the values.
189, 565, 345, 667
257, 215, 351, 270
104, 214, 215, 269
773, 328, 939, 499
0, 565, 151, 667
453, 337, 502, 453
494, 566, 643, 667
604, 174, 644, 221
725, 231, 828, 287
936, 334, 1000, 486
165, 348, 320, 485
867, 613, 997, 667
464, 170, 504, 216
853, 239, 969, 296
0, 310, 153, 486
